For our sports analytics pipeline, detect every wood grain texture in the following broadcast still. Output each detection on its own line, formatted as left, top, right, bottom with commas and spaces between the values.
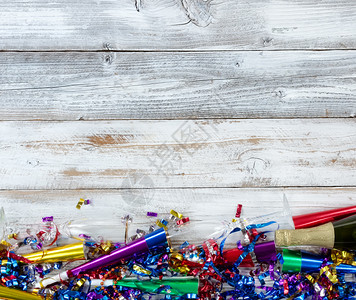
0, 119, 355, 189
1, 188, 355, 244
1, 51, 356, 120
0, 0, 356, 50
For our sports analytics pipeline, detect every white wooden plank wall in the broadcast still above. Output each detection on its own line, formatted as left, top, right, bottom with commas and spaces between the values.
0, 51, 355, 120
1, 188, 356, 227
0, 0, 355, 244
0, 0, 356, 50
0, 119, 355, 189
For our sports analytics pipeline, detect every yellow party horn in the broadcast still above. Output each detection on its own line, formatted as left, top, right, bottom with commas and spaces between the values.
0, 285, 43, 300
1, 242, 85, 265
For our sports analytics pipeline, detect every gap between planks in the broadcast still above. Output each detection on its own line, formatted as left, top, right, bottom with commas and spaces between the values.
2, 49, 356, 53
1, 186, 356, 191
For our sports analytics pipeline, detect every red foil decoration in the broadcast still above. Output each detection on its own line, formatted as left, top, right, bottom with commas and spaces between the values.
293, 205, 356, 229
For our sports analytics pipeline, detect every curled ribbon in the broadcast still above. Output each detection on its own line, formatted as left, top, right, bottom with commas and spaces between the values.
169, 253, 190, 274
170, 210, 184, 219
331, 249, 356, 266
132, 264, 152, 275
76, 198, 85, 210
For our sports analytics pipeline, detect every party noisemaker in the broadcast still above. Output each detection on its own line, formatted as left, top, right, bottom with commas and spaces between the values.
38, 228, 168, 287
0, 286, 43, 300
282, 249, 356, 274
88, 277, 199, 296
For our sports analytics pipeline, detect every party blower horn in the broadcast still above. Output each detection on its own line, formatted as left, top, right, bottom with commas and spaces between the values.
242, 202, 356, 263
87, 277, 199, 296
37, 228, 168, 288
281, 249, 356, 274
1, 242, 85, 265
0, 285, 43, 300
275, 214, 356, 250
252, 242, 356, 275
244, 196, 356, 231
292, 204, 356, 229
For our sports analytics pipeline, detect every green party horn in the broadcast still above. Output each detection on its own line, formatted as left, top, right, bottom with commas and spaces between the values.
89, 277, 199, 296
282, 249, 356, 274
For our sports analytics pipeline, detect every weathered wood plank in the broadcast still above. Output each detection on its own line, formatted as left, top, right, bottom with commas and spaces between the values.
1, 51, 355, 120
1, 188, 355, 244
0, 119, 354, 189
0, 0, 355, 50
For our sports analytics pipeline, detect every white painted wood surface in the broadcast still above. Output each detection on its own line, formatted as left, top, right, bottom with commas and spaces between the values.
1, 188, 355, 244
0, 0, 356, 50
1, 51, 355, 120
2, 188, 356, 224
0, 119, 354, 189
